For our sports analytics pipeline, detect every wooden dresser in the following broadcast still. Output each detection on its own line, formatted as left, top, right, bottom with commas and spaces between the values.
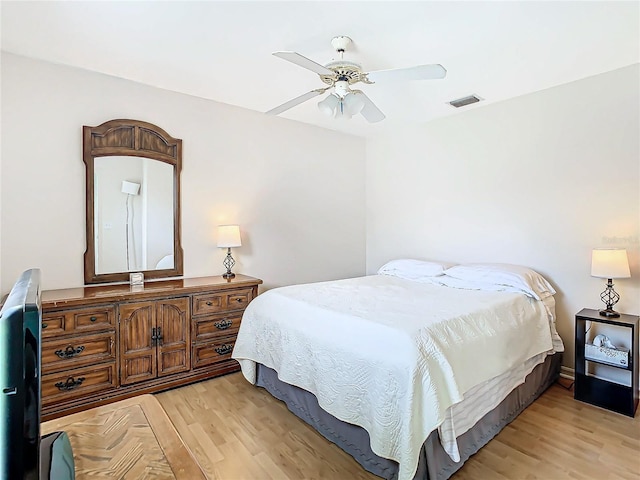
40, 274, 262, 420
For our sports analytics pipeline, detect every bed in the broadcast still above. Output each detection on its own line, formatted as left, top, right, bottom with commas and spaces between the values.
232, 261, 564, 480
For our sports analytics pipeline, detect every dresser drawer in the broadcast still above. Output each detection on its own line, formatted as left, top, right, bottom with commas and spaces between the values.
42, 305, 115, 337
192, 336, 237, 369
42, 362, 118, 406
193, 312, 242, 343
40, 313, 65, 337
42, 332, 116, 373
192, 288, 253, 316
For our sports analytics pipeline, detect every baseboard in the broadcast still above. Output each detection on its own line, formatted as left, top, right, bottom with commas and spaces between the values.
560, 365, 575, 381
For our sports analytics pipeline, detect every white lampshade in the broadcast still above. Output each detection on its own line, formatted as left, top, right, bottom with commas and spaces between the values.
217, 225, 242, 248
591, 248, 631, 279
318, 94, 339, 116
121, 180, 140, 195
344, 92, 365, 115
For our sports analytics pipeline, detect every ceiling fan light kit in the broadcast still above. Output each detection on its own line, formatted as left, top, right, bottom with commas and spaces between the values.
267, 36, 447, 123
343, 92, 365, 115
318, 93, 339, 116
317, 79, 366, 118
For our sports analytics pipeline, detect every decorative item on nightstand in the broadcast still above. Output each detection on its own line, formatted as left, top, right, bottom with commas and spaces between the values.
591, 248, 631, 318
585, 334, 629, 367
217, 225, 242, 279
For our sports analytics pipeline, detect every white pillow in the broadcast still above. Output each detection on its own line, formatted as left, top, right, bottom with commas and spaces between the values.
442, 263, 556, 300
430, 275, 534, 297
377, 259, 456, 282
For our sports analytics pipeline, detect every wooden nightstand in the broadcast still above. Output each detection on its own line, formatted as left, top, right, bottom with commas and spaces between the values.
574, 308, 639, 417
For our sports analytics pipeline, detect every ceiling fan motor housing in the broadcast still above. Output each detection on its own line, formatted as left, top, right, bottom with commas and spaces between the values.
320, 65, 370, 87
334, 80, 351, 98
321, 36, 374, 87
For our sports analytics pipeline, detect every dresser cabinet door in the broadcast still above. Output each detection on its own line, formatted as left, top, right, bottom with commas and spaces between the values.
156, 297, 190, 377
119, 302, 156, 385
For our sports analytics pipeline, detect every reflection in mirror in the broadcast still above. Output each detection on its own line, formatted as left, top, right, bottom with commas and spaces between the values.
94, 156, 174, 275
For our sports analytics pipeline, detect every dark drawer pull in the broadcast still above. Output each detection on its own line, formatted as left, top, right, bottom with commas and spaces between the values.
90, 316, 98, 322
214, 319, 233, 330
55, 345, 85, 359
235, 298, 244, 303
206, 301, 213, 306
55, 376, 85, 391
42, 323, 48, 329
214, 344, 233, 355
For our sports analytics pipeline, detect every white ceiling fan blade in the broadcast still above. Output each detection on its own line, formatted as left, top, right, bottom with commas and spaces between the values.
366, 64, 446, 83
266, 88, 329, 116
273, 52, 334, 76
356, 92, 386, 123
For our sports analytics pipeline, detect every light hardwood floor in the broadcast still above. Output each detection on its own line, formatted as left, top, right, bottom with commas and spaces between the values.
156, 374, 640, 480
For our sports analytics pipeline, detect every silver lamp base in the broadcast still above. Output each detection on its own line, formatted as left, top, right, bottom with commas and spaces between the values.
599, 278, 620, 317
222, 248, 236, 279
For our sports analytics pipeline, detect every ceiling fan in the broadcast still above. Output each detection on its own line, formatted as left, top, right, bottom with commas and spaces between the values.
266, 36, 446, 123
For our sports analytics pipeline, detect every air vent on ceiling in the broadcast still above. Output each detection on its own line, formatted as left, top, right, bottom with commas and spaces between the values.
448, 95, 482, 108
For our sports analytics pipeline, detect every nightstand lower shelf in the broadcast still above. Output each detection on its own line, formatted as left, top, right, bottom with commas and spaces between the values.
574, 373, 636, 416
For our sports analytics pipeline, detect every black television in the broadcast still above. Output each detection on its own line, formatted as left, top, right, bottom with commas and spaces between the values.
0, 269, 75, 479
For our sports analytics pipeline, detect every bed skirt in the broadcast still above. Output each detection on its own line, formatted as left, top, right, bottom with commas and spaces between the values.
255, 352, 562, 480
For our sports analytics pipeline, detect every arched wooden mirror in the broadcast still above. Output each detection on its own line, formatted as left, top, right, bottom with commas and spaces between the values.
83, 119, 183, 284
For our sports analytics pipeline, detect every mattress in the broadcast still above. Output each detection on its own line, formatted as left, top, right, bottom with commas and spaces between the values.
233, 275, 562, 480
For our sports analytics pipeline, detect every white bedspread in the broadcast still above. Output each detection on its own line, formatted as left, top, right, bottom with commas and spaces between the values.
232, 275, 556, 480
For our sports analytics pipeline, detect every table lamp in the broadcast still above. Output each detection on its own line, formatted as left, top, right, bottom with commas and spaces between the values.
217, 225, 241, 279
591, 248, 631, 317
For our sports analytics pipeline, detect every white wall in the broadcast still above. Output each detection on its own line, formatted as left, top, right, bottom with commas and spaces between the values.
1, 53, 366, 292
366, 65, 640, 369
3, 52, 638, 374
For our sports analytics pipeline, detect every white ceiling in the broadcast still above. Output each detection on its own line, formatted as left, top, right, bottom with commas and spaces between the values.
2, 1, 638, 137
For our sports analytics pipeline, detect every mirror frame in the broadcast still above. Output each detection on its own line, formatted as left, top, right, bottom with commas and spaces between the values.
83, 119, 183, 284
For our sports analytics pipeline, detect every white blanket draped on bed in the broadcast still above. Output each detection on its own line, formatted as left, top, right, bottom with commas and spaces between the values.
232, 275, 557, 480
